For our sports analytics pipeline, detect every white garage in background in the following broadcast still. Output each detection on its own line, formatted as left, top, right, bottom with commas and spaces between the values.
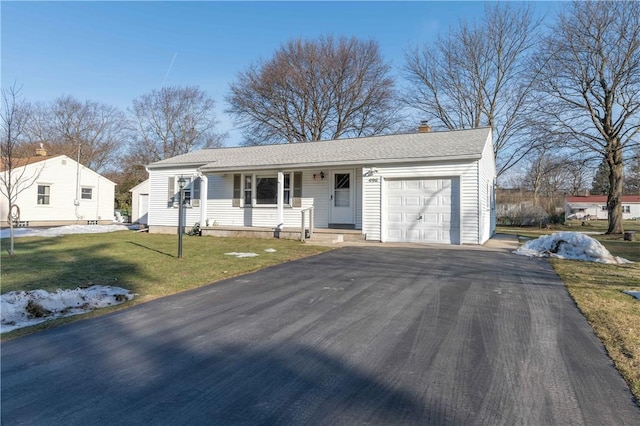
129, 179, 149, 225
145, 126, 496, 245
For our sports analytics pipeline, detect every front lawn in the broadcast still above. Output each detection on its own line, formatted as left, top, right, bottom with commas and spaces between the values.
1, 231, 330, 338
498, 224, 640, 402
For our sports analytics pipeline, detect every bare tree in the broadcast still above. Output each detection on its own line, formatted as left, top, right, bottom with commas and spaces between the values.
624, 146, 640, 195
227, 36, 398, 145
129, 86, 224, 167
534, 1, 640, 234
27, 96, 127, 172
403, 3, 542, 176
564, 156, 591, 196
1, 84, 39, 256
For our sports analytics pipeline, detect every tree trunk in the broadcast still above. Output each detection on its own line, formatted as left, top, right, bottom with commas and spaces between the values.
606, 148, 624, 234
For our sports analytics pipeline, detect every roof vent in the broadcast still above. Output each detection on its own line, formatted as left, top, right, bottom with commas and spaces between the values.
35, 143, 47, 157
417, 120, 431, 133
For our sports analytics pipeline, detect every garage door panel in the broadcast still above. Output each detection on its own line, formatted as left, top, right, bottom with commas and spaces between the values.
388, 196, 403, 206
405, 180, 421, 190
422, 180, 438, 190
422, 230, 441, 242
387, 180, 402, 190
388, 212, 403, 224
422, 213, 439, 224
405, 196, 421, 206
406, 229, 421, 240
386, 178, 460, 244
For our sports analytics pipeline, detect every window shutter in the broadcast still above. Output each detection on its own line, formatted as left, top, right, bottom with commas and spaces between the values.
193, 178, 201, 199
168, 176, 175, 207
292, 172, 302, 207
191, 178, 201, 207
232, 174, 241, 207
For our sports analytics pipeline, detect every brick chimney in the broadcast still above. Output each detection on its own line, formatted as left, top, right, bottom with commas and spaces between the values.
417, 120, 431, 133
35, 143, 47, 157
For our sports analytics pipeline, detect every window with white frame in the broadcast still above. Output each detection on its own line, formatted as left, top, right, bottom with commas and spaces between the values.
234, 173, 293, 207
255, 174, 290, 205
601, 205, 607, 211
167, 176, 200, 207
81, 187, 93, 200
37, 185, 50, 205
623, 205, 630, 213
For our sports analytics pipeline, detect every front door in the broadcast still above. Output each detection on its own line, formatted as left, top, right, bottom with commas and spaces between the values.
330, 170, 354, 224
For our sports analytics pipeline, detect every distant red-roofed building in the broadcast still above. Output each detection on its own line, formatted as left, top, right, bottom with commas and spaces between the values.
564, 195, 640, 220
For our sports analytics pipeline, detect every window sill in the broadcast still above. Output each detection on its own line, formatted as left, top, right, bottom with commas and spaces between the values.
252, 204, 293, 208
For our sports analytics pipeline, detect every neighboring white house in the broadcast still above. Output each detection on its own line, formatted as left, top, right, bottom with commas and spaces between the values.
129, 179, 149, 225
145, 127, 496, 245
565, 195, 640, 220
0, 148, 116, 227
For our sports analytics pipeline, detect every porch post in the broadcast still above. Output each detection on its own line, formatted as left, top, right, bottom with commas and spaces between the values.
199, 176, 208, 226
277, 171, 284, 229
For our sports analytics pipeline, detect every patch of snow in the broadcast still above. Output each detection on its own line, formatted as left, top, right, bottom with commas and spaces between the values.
263, 248, 277, 253
623, 290, 640, 301
513, 232, 631, 264
0, 224, 131, 239
225, 252, 259, 258
1, 286, 135, 333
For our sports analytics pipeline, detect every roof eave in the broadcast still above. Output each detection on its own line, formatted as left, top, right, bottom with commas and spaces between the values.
146, 161, 209, 170
198, 154, 482, 174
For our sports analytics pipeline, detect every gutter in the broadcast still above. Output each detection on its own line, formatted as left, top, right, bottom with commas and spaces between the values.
196, 154, 483, 174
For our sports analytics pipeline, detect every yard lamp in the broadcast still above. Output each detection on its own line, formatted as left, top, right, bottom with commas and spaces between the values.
177, 176, 186, 259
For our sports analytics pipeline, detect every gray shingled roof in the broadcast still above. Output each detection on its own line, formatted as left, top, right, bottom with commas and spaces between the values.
146, 127, 491, 172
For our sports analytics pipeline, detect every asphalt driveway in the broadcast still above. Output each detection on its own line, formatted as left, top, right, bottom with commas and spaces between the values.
2, 246, 639, 425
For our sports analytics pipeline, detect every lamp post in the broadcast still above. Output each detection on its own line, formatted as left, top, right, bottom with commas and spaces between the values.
177, 176, 186, 259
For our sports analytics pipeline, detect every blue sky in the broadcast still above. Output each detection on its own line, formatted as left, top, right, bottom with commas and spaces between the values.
2, 1, 558, 146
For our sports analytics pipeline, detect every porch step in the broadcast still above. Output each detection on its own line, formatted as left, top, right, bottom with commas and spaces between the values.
306, 229, 366, 243
200, 225, 365, 243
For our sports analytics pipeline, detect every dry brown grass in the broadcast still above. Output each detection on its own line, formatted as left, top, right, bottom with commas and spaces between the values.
552, 259, 640, 401
498, 224, 640, 401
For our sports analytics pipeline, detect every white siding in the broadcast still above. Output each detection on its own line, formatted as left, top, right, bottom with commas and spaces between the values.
204, 170, 332, 229
355, 170, 363, 230
362, 168, 382, 240
148, 167, 202, 228
1, 155, 115, 225
478, 134, 497, 243
197, 168, 364, 230
365, 161, 480, 244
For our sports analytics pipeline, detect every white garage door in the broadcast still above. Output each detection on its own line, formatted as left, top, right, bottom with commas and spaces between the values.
386, 178, 460, 244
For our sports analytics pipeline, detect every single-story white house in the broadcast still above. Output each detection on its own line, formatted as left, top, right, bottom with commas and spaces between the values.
565, 195, 640, 220
1, 146, 116, 227
129, 179, 149, 225
145, 127, 496, 245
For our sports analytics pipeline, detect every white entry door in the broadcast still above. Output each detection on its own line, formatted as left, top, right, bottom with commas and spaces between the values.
385, 178, 460, 244
330, 170, 354, 225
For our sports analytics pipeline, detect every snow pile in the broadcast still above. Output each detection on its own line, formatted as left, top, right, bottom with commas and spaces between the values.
514, 232, 631, 264
624, 290, 640, 301
1, 286, 135, 333
0, 224, 130, 239
225, 252, 259, 258
264, 248, 277, 253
